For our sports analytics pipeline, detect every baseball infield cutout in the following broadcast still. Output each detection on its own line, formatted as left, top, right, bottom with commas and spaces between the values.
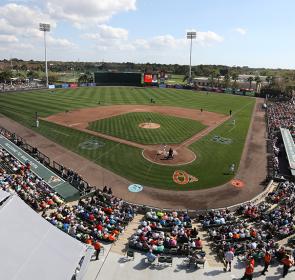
138, 122, 161, 129
128, 184, 144, 193
212, 135, 233, 145
78, 139, 105, 150
173, 170, 198, 185
231, 179, 245, 188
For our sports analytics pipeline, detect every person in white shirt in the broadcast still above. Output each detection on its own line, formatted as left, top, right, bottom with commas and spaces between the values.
224, 249, 234, 272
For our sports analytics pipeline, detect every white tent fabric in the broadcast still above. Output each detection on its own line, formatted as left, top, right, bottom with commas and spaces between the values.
0, 189, 10, 203
0, 193, 93, 280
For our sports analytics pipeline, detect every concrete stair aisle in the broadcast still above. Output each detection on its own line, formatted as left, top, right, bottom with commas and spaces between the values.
110, 214, 144, 255
193, 221, 223, 268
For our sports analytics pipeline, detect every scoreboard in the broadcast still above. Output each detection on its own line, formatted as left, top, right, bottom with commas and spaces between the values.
94, 72, 142, 86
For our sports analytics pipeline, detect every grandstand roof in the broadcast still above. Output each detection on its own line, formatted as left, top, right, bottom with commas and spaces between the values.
280, 128, 295, 176
0, 189, 10, 202
0, 190, 93, 280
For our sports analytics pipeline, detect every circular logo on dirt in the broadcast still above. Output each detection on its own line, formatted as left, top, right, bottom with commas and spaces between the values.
78, 139, 105, 150
128, 184, 143, 193
172, 170, 198, 185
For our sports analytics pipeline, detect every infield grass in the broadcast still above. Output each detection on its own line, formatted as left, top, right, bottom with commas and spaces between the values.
88, 112, 206, 144
0, 87, 255, 190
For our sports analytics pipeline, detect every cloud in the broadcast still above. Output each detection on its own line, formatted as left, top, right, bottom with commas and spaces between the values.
234, 27, 247, 35
0, 3, 56, 30
83, 26, 223, 52
196, 31, 224, 44
46, 0, 137, 27
96, 25, 129, 40
0, 3, 75, 55
0, 34, 18, 43
47, 35, 76, 48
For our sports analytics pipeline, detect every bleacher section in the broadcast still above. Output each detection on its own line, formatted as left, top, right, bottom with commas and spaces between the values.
0, 134, 80, 201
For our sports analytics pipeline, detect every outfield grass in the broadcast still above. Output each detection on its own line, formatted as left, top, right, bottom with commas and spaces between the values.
88, 112, 206, 144
0, 87, 255, 190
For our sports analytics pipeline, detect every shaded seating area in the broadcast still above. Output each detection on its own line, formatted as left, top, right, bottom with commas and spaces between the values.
201, 180, 295, 265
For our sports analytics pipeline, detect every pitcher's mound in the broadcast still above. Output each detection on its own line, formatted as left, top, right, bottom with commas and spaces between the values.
139, 122, 160, 129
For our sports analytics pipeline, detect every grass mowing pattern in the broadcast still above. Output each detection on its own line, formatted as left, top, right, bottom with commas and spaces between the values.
0, 87, 255, 190
88, 112, 206, 144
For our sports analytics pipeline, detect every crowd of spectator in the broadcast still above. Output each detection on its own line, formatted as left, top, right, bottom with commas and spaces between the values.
0, 136, 135, 248
0, 127, 92, 196
0, 147, 63, 210
267, 97, 295, 139
44, 190, 135, 244
266, 97, 295, 177
199, 180, 295, 277
0, 81, 44, 92
129, 210, 203, 255
59, 166, 93, 194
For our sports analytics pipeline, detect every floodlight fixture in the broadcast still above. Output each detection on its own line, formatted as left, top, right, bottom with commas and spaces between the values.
186, 31, 197, 82
39, 23, 50, 88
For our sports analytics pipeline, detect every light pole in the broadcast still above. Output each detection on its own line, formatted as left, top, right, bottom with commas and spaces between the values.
39, 23, 50, 88
186, 31, 196, 83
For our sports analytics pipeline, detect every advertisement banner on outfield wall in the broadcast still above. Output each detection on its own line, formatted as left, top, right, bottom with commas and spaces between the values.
48, 85, 55, 89
55, 84, 62, 88
144, 74, 152, 83
88, 83, 96, 87
62, 83, 69, 88
70, 83, 78, 88
159, 84, 166, 88
80, 83, 87, 87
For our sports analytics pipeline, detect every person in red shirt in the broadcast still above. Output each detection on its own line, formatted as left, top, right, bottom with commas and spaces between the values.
282, 255, 294, 278
261, 251, 272, 275
241, 255, 254, 280
93, 241, 102, 260
195, 237, 202, 249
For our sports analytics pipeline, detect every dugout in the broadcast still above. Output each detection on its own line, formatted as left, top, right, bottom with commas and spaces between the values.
94, 72, 142, 86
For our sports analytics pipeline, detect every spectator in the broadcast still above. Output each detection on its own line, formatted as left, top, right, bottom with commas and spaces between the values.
281, 254, 294, 278
261, 250, 272, 275
241, 255, 254, 280
93, 240, 102, 260
224, 248, 234, 272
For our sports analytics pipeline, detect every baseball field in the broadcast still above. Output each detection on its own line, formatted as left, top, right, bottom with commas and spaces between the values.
0, 87, 255, 191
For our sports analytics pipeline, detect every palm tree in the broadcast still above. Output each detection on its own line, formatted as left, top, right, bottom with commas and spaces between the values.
266, 76, 272, 86
78, 74, 88, 84
216, 73, 221, 88
231, 73, 239, 89
247, 76, 254, 90
223, 74, 231, 88
210, 69, 219, 87
254, 76, 262, 92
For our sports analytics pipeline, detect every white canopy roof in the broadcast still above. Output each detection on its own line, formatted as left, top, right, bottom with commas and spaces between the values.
0, 189, 10, 202
0, 191, 93, 280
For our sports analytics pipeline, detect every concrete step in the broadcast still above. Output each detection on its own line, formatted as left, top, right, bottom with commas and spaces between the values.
111, 214, 144, 255
193, 222, 222, 268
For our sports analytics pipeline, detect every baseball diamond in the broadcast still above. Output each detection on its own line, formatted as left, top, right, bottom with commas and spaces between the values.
0, 87, 256, 192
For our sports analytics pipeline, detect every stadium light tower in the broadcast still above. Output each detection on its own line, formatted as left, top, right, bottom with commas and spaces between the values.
39, 23, 50, 88
186, 31, 196, 83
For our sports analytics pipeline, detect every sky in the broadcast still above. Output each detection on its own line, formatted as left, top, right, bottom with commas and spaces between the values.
0, 0, 295, 68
